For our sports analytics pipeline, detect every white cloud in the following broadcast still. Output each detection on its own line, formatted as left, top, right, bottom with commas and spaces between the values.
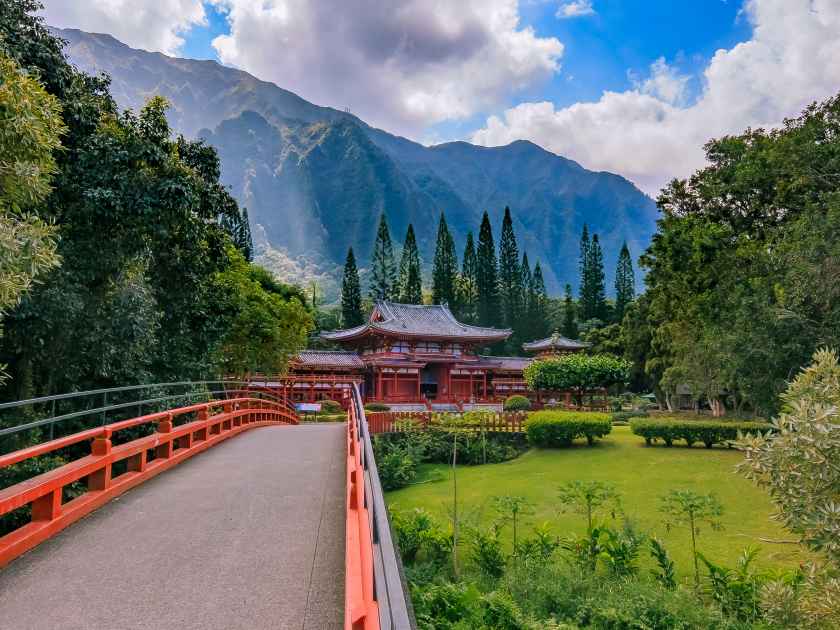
41, 0, 206, 55
473, 0, 840, 195
557, 1, 596, 19
209, 0, 563, 136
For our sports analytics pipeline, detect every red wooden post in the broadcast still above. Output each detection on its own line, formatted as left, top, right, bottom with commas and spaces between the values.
31, 489, 62, 521
89, 428, 113, 491
156, 413, 174, 459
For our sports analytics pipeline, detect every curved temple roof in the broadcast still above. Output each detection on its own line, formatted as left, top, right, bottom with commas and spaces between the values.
522, 332, 590, 353
321, 301, 512, 343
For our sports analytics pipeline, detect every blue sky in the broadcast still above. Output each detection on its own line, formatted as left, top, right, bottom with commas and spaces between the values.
42, 1, 840, 194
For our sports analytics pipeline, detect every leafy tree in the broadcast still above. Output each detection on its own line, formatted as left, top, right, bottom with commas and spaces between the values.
341, 247, 364, 327
476, 211, 500, 327
432, 213, 457, 307
0, 53, 64, 335
660, 489, 724, 589
578, 224, 591, 316
493, 495, 535, 554
0, 7, 269, 398
614, 242, 635, 321
524, 353, 631, 406
584, 323, 624, 356
370, 213, 397, 301
640, 93, 840, 416
739, 349, 840, 566
498, 206, 522, 333
456, 231, 478, 323
557, 480, 622, 535
561, 284, 578, 339
398, 223, 422, 304
214, 246, 312, 377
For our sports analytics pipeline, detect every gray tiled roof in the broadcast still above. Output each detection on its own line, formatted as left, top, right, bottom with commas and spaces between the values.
321, 301, 511, 342
477, 355, 533, 371
522, 333, 590, 353
294, 349, 365, 368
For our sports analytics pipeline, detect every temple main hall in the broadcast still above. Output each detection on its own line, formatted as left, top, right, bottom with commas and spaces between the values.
287, 301, 588, 410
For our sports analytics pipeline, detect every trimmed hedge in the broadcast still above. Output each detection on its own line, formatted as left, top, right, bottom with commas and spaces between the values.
525, 411, 612, 447
630, 418, 774, 448
365, 402, 390, 412
503, 395, 531, 412
611, 410, 649, 424
319, 400, 343, 414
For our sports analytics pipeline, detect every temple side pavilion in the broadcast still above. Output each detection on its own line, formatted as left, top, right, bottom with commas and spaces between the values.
286, 301, 589, 410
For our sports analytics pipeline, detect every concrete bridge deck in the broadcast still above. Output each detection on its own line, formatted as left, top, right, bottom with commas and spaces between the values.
0, 423, 345, 630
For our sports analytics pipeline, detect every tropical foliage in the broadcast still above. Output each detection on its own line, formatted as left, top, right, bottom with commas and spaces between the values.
523, 353, 631, 405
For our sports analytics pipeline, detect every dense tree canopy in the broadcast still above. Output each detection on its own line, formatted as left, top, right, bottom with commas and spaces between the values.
638, 93, 840, 415
0, 2, 311, 400
524, 353, 631, 405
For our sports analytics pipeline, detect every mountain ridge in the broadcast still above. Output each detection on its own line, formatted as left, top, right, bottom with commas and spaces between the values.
55, 27, 658, 298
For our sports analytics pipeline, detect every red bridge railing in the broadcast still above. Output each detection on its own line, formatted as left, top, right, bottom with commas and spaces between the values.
346, 384, 415, 630
0, 397, 297, 567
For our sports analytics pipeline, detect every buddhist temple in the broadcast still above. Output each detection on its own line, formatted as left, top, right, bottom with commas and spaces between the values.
284, 301, 589, 410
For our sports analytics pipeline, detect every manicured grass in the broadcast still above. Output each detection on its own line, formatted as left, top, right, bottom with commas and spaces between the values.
385, 426, 808, 582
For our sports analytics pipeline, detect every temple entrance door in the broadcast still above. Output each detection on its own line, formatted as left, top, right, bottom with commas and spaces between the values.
420, 366, 438, 400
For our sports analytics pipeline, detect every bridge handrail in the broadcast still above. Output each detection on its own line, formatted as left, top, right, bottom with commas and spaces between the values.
0, 396, 298, 568
346, 383, 415, 630
0, 397, 279, 470
0, 380, 260, 411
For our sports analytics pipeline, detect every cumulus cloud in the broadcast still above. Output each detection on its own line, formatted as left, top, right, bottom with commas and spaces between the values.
209, 0, 563, 136
473, 0, 840, 195
41, 0, 206, 55
557, 1, 596, 19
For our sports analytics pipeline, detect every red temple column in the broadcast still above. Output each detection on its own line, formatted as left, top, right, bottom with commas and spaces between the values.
416, 371, 421, 400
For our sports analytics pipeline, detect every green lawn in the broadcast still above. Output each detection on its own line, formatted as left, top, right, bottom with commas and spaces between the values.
385, 426, 807, 581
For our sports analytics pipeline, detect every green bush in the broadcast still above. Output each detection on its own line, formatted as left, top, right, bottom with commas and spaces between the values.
319, 399, 343, 414
375, 429, 528, 471
525, 411, 612, 447
503, 395, 531, 412
611, 410, 648, 424
630, 418, 774, 448
365, 402, 390, 412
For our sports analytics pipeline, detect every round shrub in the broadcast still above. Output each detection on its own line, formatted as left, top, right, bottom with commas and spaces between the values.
503, 395, 531, 412
611, 410, 649, 424
319, 399, 343, 414
525, 410, 612, 447
365, 402, 390, 412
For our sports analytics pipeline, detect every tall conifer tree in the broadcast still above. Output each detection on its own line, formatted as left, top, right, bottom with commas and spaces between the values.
588, 234, 607, 321
520, 251, 534, 343
614, 241, 635, 321
398, 223, 422, 303
562, 283, 578, 339
531, 261, 549, 340
457, 231, 479, 323
341, 247, 364, 327
579, 224, 593, 319
498, 206, 523, 332
476, 211, 500, 326
370, 213, 397, 301
432, 212, 458, 306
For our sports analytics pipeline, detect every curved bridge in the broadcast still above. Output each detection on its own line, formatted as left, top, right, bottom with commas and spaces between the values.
0, 385, 413, 629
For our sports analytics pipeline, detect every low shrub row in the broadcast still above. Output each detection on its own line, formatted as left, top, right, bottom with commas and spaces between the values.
365, 402, 390, 412
374, 429, 529, 490
611, 409, 649, 424
525, 410, 612, 447
630, 418, 774, 448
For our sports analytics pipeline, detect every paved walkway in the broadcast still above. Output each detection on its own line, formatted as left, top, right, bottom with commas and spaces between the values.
0, 423, 346, 630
